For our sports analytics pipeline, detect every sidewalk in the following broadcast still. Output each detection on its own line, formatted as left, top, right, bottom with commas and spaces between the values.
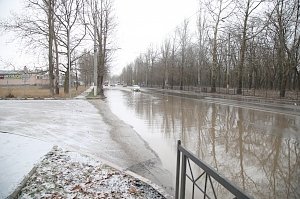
74, 86, 93, 99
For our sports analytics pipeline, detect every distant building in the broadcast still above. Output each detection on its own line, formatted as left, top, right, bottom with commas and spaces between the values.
0, 70, 49, 86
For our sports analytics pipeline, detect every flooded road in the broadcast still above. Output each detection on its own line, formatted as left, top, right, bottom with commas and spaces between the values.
105, 88, 300, 199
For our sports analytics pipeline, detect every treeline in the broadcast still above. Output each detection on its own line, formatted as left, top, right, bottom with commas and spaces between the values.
119, 0, 300, 98
1, 0, 115, 96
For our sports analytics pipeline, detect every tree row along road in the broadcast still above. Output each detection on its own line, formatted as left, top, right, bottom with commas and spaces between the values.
118, 0, 300, 99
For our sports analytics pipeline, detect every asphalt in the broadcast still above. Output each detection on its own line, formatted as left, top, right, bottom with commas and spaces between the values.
2, 86, 297, 198
0, 87, 173, 198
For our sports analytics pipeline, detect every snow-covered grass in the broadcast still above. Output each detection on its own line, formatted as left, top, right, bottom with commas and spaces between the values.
18, 147, 166, 199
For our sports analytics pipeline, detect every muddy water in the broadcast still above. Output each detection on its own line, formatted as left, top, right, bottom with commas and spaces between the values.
105, 89, 300, 199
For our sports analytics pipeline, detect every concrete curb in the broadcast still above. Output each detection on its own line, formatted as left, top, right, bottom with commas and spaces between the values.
7, 164, 38, 199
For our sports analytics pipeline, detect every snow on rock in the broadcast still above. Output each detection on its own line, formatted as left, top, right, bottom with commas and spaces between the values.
18, 147, 166, 199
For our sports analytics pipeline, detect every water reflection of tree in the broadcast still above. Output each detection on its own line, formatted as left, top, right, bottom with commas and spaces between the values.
237, 108, 246, 190
131, 93, 299, 199
210, 103, 218, 170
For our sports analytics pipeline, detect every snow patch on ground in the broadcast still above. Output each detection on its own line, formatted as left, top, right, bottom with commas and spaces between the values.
18, 147, 166, 199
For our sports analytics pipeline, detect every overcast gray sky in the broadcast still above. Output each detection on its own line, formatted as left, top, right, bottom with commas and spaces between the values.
0, 0, 198, 75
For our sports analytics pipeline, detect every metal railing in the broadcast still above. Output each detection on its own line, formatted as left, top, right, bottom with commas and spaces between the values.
175, 140, 252, 199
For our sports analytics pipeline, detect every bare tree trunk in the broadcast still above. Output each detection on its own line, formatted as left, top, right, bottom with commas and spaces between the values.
161, 39, 170, 89
75, 64, 78, 91
178, 20, 189, 91
237, 0, 251, 95
209, 0, 233, 93
237, 0, 264, 94
54, 33, 59, 95
65, 28, 71, 94
64, 69, 69, 93
47, 0, 54, 96
211, 23, 218, 93
170, 38, 176, 89
277, 0, 287, 97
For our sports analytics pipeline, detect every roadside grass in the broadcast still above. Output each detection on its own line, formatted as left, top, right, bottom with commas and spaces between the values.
0, 86, 87, 99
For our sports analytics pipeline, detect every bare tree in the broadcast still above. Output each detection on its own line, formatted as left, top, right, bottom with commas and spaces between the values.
196, 2, 208, 87
161, 39, 171, 89
117, 0, 299, 99
54, 0, 86, 94
170, 34, 178, 89
206, 0, 235, 92
78, 49, 93, 86
84, 0, 116, 95
0, 0, 58, 96
53, 19, 61, 95
145, 45, 157, 87
46, 0, 55, 96
235, 0, 266, 94
177, 19, 190, 90
270, 0, 300, 97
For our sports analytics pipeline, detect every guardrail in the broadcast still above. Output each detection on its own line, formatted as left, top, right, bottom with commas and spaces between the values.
175, 140, 252, 199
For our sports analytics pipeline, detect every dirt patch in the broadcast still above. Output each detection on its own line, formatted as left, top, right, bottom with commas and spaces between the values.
0, 86, 87, 99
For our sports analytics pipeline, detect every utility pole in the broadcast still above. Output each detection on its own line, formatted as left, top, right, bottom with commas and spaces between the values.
93, 3, 98, 96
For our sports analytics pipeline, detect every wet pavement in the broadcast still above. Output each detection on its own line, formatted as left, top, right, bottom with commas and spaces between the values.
1, 86, 299, 198
104, 86, 300, 199
0, 98, 172, 197
88, 100, 173, 193
0, 133, 52, 198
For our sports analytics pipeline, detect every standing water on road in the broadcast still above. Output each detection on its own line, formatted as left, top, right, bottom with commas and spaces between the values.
105, 88, 300, 199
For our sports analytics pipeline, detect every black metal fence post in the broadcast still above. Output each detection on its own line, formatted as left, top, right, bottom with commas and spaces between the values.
175, 140, 181, 199
180, 152, 187, 199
